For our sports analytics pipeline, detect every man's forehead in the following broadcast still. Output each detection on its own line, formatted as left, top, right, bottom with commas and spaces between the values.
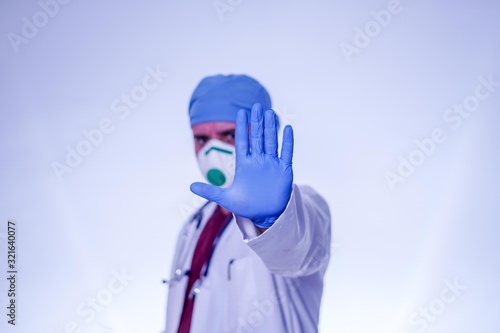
191, 121, 236, 135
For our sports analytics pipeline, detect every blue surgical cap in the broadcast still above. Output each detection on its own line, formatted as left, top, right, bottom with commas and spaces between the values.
189, 74, 272, 125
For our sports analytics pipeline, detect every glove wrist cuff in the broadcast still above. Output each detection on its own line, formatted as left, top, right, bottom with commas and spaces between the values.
252, 217, 277, 229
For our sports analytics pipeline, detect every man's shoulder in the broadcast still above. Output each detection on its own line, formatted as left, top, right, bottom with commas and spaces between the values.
294, 183, 328, 201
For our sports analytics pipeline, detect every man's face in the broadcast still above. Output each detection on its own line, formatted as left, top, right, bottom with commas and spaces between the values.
191, 121, 236, 155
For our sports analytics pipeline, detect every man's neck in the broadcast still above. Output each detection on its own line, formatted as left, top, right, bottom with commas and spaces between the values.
219, 206, 232, 218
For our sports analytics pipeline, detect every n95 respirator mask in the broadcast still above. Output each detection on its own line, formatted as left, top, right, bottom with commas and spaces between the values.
197, 139, 235, 188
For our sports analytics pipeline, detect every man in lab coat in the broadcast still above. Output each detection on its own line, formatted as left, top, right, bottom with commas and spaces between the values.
163, 74, 331, 333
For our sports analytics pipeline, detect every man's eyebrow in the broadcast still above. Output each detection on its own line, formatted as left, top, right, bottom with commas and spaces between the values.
218, 129, 235, 136
193, 134, 209, 138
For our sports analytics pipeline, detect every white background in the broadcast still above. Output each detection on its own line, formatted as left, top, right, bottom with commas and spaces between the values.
1, 0, 499, 332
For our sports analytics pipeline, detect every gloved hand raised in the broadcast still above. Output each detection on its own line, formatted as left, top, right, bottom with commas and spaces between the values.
190, 103, 294, 228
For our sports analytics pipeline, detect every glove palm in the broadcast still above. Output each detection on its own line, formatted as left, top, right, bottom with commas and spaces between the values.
190, 103, 294, 228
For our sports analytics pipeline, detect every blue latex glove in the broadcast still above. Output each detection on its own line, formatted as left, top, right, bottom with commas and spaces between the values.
190, 103, 294, 228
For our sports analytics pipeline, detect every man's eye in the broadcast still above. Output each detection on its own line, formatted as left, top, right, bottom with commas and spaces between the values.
225, 132, 235, 141
195, 137, 208, 144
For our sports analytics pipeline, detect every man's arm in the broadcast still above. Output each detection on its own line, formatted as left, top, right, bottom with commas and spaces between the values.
235, 184, 331, 277
190, 103, 331, 277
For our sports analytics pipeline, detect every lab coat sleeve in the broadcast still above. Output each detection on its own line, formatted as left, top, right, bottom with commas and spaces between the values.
234, 183, 331, 277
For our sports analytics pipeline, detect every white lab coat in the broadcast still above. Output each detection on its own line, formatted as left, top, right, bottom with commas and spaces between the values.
163, 184, 331, 333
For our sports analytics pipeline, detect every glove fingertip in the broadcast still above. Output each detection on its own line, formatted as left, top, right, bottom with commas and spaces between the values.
190, 182, 222, 202
189, 182, 205, 195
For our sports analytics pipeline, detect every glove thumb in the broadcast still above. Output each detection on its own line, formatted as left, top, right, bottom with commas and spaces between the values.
190, 182, 224, 203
